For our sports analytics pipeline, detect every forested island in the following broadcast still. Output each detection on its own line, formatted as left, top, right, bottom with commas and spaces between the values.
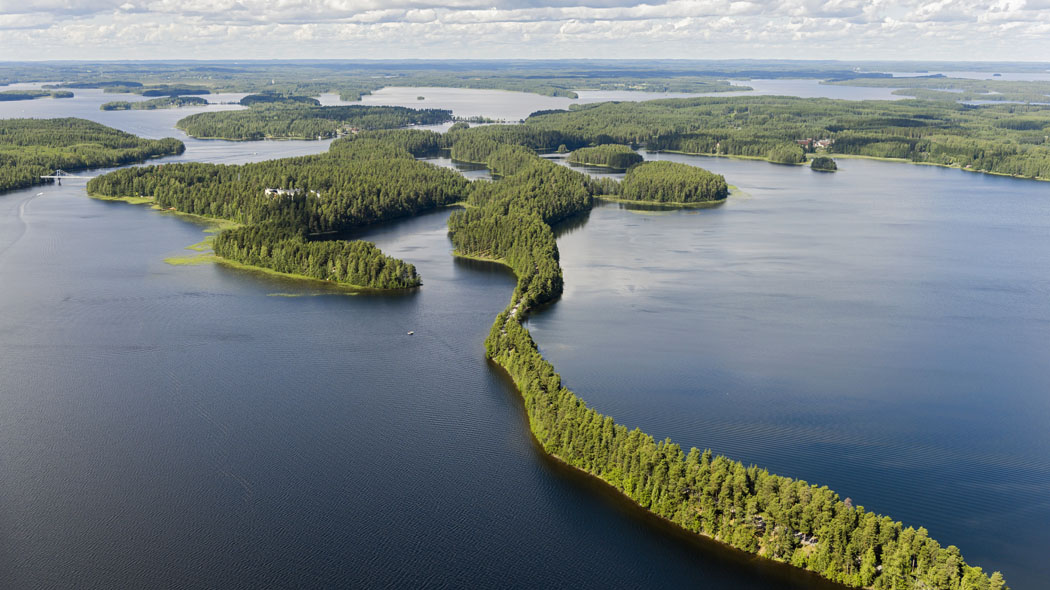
100, 96, 209, 111
88, 130, 468, 289
567, 144, 644, 169
239, 93, 320, 107
617, 160, 729, 203
524, 96, 1050, 180
0, 118, 184, 192
0, 89, 73, 101
175, 104, 452, 140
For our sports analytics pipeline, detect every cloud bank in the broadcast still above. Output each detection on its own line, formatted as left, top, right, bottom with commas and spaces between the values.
0, 0, 1047, 60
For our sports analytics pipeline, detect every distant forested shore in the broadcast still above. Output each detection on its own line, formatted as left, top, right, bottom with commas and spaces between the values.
0, 118, 184, 192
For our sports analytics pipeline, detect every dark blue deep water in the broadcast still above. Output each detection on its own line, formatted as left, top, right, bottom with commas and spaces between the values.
1, 89, 1048, 589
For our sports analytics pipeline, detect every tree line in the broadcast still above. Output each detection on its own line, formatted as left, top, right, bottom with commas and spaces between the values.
0, 118, 184, 193
524, 96, 1050, 180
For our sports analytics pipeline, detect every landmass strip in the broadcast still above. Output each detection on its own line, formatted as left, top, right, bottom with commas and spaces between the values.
83, 113, 1008, 588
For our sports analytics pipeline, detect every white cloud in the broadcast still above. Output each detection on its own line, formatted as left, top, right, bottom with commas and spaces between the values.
0, 0, 1047, 60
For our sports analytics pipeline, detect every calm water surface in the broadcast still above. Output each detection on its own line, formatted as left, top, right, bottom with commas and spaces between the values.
1, 87, 1047, 588
540, 152, 1050, 588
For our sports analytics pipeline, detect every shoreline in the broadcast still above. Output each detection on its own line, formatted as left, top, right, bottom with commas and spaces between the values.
89, 191, 422, 292
649, 148, 1050, 182
597, 195, 727, 208
481, 253, 855, 590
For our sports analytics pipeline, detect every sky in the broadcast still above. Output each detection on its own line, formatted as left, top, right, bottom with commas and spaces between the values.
0, 0, 1048, 62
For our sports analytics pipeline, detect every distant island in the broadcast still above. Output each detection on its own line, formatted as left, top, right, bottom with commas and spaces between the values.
175, 104, 452, 140
0, 89, 73, 101
100, 96, 209, 111
567, 144, 643, 169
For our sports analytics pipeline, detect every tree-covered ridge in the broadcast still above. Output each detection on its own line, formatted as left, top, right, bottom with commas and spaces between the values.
445, 133, 1006, 589
0, 89, 73, 101
0, 118, 184, 193
100, 96, 209, 111
87, 130, 468, 289
567, 144, 643, 169
619, 161, 728, 203
525, 96, 1050, 180
175, 104, 453, 140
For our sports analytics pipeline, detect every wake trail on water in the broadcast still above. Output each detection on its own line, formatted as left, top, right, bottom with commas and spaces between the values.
0, 191, 45, 258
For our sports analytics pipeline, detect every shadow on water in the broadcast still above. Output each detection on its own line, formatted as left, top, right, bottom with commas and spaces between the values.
602, 198, 728, 213
212, 260, 422, 299
452, 254, 516, 278
552, 209, 592, 239
486, 360, 852, 590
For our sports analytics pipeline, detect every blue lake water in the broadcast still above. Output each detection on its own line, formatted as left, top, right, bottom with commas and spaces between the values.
1, 87, 1048, 588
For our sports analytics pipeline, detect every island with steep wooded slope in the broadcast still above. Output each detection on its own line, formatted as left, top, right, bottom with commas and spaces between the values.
0, 118, 184, 192
86, 121, 1007, 589
567, 144, 644, 169
615, 160, 729, 204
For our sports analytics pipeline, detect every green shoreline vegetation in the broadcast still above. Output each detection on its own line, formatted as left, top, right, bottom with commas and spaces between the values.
0, 118, 184, 193
86, 117, 1007, 588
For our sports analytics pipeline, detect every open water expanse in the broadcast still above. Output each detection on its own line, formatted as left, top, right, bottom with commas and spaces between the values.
1, 87, 1048, 588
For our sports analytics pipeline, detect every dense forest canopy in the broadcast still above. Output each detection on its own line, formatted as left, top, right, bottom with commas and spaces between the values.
88, 129, 468, 289
0, 118, 184, 192
618, 161, 729, 203
524, 96, 1050, 180
567, 144, 643, 169
175, 104, 452, 140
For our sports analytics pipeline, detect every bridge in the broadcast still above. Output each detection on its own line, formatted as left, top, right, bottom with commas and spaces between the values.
40, 170, 97, 185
